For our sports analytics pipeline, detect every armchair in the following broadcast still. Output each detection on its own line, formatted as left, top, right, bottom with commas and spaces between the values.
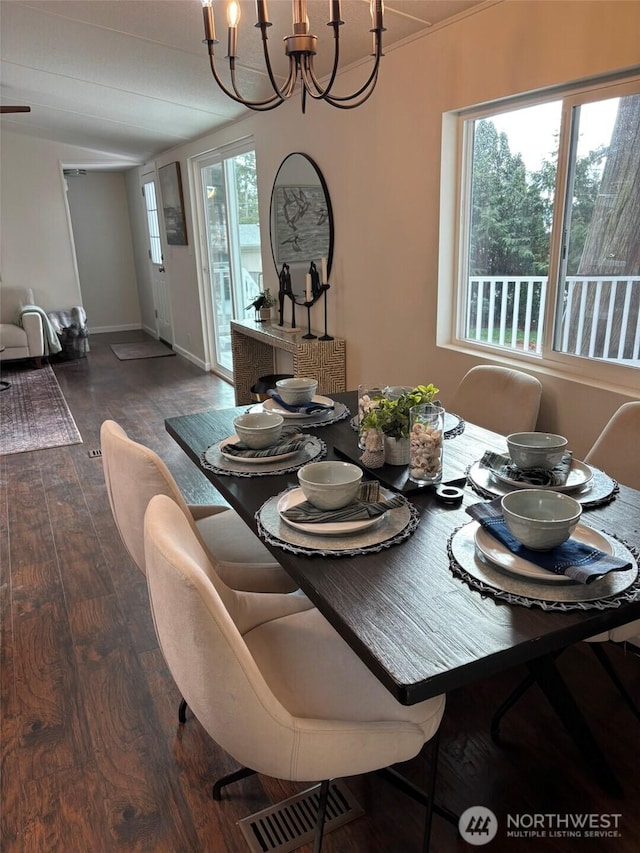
0, 286, 59, 367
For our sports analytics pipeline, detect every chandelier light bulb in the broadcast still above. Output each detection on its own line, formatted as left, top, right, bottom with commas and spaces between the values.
226, 0, 241, 28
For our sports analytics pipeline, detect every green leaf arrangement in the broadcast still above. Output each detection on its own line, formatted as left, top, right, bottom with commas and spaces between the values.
361, 384, 440, 439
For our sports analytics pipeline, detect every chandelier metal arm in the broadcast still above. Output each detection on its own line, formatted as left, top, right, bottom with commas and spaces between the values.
205, 48, 282, 110
301, 23, 342, 97
258, 24, 298, 103
300, 43, 381, 107
319, 34, 383, 103
322, 68, 380, 109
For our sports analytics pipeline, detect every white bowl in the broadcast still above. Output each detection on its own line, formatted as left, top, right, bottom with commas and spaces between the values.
233, 411, 284, 449
507, 432, 568, 470
297, 461, 363, 510
276, 377, 318, 405
501, 489, 582, 550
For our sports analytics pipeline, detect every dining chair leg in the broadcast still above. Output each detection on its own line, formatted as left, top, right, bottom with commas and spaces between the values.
589, 643, 640, 721
422, 730, 442, 853
212, 766, 257, 801
178, 697, 188, 724
313, 779, 331, 853
526, 655, 623, 798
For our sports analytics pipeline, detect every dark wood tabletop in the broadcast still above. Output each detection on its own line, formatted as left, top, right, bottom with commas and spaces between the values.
165, 392, 640, 707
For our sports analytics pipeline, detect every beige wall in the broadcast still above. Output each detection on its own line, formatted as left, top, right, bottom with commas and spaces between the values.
66, 172, 141, 331
0, 131, 135, 314
2, 0, 639, 457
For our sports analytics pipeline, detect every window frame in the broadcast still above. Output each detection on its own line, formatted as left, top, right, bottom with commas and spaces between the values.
443, 71, 640, 392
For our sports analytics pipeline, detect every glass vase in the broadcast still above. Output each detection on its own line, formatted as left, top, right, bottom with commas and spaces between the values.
409, 403, 445, 485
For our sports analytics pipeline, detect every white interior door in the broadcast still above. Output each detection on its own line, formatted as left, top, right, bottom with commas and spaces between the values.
142, 178, 173, 343
151, 262, 172, 343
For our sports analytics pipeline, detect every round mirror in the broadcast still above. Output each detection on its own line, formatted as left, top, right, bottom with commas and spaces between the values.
269, 153, 334, 301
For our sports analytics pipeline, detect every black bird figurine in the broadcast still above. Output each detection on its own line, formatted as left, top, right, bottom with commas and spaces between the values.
246, 294, 267, 312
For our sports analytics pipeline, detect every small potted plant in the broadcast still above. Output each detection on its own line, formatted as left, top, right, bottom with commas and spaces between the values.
247, 288, 277, 322
360, 384, 440, 465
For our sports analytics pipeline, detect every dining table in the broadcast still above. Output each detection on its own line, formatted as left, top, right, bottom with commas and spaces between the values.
165, 391, 640, 798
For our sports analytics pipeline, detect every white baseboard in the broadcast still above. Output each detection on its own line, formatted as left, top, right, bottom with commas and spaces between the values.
91, 323, 143, 334
172, 343, 208, 371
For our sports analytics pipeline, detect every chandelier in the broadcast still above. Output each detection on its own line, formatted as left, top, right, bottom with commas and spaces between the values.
201, 0, 385, 112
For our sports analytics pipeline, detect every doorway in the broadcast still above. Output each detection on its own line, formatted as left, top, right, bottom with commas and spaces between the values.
194, 143, 262, 380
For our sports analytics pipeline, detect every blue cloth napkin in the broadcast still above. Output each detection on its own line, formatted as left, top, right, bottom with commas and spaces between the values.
268, 390, 334, 414
466, 498, 631, 584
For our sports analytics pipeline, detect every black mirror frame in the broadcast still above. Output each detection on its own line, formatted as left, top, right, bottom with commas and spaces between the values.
269, 152, 334, 283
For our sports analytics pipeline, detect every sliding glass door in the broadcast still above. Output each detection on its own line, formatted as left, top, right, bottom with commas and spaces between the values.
195, 143, 262, 378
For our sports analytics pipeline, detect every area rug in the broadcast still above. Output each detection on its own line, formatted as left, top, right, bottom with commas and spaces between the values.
0, 364, 82, 455
110, 341, 176, 360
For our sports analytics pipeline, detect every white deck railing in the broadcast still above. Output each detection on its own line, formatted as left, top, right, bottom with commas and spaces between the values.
466, 275, 640, 365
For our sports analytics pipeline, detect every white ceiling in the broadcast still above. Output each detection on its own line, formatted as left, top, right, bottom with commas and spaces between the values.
1, 0, 485, 164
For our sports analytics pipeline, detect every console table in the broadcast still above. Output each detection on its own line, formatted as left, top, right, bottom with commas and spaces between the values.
230, 320, 346, 405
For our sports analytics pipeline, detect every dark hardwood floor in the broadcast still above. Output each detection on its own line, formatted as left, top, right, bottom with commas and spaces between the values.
2, 331, 639, 852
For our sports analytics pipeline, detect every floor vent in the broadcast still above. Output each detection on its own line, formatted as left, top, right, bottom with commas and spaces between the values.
88, 449, 102, 458
238, 780, 364, 853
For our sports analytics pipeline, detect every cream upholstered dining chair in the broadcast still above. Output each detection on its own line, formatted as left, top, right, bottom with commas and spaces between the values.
449, 365, 542, 435
582, 401, 640, 684
584, 401, 640, 492
100, 419, 302, 595
491, 402, 640, 742
144, 494, 450, 852
101, 419, 311, 727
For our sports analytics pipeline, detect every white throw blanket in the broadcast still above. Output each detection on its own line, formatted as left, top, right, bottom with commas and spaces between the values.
16, 304, 62, 355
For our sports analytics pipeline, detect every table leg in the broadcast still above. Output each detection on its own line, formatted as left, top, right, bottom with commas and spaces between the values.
526, 655, 623, 798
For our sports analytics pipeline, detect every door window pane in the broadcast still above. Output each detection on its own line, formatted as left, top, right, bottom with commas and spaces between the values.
200, 150, 262, 376
143, 180, 163, 264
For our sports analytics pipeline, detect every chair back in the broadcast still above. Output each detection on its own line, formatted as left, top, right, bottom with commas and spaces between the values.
144, 494, 301, 776
450, 365, 542, 435
144, 494, 437, 783
585, 401, 640, 490
100, 419, 196, 574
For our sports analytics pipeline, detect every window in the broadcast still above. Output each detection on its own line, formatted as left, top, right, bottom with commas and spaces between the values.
451, 75, 640, 385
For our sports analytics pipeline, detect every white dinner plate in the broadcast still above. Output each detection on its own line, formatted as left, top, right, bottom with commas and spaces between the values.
490, 458, 594, 493
218, 435, 301, 465
261, 395, 335, 419
277, 487, 384, 536
474, 521, 613, 584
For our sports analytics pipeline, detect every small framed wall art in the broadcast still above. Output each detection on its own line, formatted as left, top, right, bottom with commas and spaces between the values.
158, 161, 188, 245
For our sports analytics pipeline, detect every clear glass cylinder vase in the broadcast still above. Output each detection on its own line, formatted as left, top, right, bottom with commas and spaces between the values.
409, 403, 445, 485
